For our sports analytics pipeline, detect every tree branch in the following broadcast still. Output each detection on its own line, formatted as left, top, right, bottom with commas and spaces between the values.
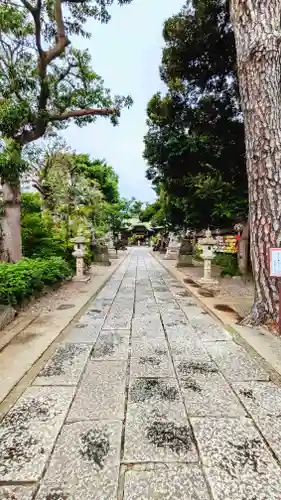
20, 0, 70, 145
49, 107, 119, 122
45, 0, 70, 65
19, 0, 35, 12
57, 63, 76, 84
33, 0, 43, 56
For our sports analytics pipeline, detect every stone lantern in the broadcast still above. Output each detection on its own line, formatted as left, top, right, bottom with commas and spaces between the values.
198, 229, 218, 287
71, 235, 87, 281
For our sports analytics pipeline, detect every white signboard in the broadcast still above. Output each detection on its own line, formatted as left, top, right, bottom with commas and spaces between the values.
269, 248, 281, 277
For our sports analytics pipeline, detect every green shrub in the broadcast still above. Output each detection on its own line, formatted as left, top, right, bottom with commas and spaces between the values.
0, 257, 72, 306
214, 253, 239, 277
21, 193, 74, 263
194, 244, 203, 261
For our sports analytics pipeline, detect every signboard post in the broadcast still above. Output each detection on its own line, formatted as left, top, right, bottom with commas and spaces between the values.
269, 248, 281, 333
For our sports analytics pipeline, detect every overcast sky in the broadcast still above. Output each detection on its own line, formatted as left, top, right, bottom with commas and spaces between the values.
62, 0, 184, 203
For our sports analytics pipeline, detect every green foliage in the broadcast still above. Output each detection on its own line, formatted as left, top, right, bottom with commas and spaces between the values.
34, 150, 108, 240
21, 193, 73, 262
143, 0, 247, 230
194, 244, 203, 261
0, 139, 27, 185
214, 253, 239, 277
127, 198, 143, 216
21, 149, 131, 265
73, 155, 119, 204
21, 192, 41, 214
0, 0, 133, 186
0, 257, 71, 306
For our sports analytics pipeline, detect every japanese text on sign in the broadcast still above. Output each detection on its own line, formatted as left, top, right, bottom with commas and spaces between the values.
269, 248, 281, 277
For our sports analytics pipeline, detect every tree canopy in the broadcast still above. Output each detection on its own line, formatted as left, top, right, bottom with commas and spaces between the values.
0, 0, 133, 183
143, 0, 247, 230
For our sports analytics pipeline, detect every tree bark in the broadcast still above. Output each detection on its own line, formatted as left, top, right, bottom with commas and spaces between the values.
230, 1, 281, 325
2, 183, 22, 262
237, 217, 249, 279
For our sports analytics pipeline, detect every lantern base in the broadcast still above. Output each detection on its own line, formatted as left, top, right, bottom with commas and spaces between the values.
177, 254, 193, 267
72, 275, 91, 283
199, 277, 219, 288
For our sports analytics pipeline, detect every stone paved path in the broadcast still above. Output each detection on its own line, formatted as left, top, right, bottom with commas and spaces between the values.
1, 249, 281, 499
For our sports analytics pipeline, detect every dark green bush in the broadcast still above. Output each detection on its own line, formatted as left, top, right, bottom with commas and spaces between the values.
214, 253, 239, 277
0, 257, 72, 306
21, 193, 74, 264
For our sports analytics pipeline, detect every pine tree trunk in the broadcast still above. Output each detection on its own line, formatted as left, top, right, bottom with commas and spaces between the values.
230, 1, 281, 326
2, 182, 22, 262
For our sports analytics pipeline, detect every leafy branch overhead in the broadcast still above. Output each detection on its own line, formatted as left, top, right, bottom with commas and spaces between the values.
0, 0, 133, 146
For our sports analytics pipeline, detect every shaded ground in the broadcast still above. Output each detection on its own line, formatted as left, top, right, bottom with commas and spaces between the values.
172, 258, 253, 319
0, 249, 281, 500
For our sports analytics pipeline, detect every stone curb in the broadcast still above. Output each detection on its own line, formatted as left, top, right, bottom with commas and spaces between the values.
0, 251, 129, 411
154, 252, 281, 384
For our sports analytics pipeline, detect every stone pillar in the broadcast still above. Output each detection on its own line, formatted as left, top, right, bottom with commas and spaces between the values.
76, 253, 84, 279
198, 229, 218, 287
203, 257, 212, 281
72, 235, 88, 281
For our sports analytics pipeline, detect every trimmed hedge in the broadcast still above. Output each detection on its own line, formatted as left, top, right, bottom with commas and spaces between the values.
0, 257, 72, 306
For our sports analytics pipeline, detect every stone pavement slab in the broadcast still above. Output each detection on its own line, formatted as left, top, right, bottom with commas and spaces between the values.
191, 417, 281, 500
129, 378, 180, 405
190, 317, 232, 342
103, 310, 133, 330
179, 305, 207, 321
64, 320, 104, 344
0, 486, 36, 500
206, 341, 269, 381
91, 329, 130, 360
131, 337, 169, 358
123, 465, 211, 499
232, 381, 281, 462
134, 303, 159, 315
174, 357, 219, 376
35, 420, 122, 500
132, 315, 165, 339
67, 360, 126, 421
252, 417, 281, 462
164, 328, 195, 344
124, 404, 198, 463
232, 381, 281, 417
125, 376, 199, 462
33, 343, 91, 385
160, 313, 191, 330
130, 352, 174, 378
0, 386, 75, 481
82, 305, 110, 321
180, 372, 245, 417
